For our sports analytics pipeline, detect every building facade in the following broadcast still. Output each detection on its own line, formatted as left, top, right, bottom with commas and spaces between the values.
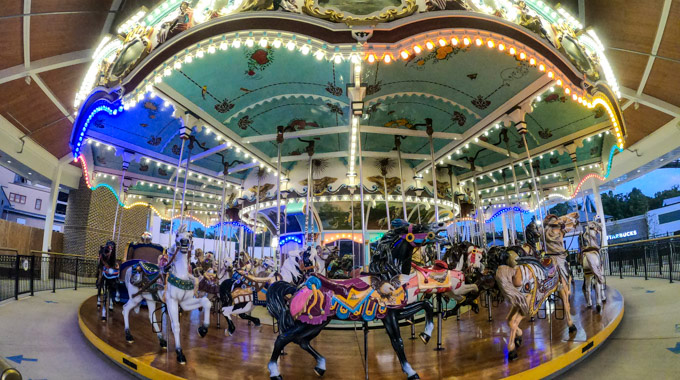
0, 166, 66, 230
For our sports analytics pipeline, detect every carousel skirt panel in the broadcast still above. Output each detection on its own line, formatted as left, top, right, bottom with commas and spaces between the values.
79, 280, 623, 379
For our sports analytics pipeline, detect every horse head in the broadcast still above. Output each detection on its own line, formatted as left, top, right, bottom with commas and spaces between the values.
141, 231, 152, 244
174, 224, 193, 254
466, 244, 484, 272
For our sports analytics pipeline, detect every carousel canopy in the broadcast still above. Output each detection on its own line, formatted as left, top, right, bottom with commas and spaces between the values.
65, 0, 629, 230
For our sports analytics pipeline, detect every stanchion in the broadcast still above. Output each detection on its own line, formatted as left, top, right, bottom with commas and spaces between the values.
486, 291, 492, 322
363, 321, 369, 380
0, 356, 21, 380
30, 255, 35, 296
409, 316, 416, 340
52, 256, 56, 293
14, 255, 19, 300
74, 257, 79, 290
434, 293, 444, 351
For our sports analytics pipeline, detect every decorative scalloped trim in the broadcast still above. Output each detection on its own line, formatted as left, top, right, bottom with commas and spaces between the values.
365, 92, 482, 120
224, 93, 350, 124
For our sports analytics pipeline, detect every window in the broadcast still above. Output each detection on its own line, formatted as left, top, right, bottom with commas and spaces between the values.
35, 199, 42, 210
16, 218, 26, 225
659, 210, 680, 224
9, 193, 26, 204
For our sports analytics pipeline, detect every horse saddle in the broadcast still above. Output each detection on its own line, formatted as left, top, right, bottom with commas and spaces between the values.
317, 275, 370, 298
120, 259, 160, 276
102, 268, 119, 280
412, 262, 454, 289
198, 278, 220, 295
517, 256, 556, 278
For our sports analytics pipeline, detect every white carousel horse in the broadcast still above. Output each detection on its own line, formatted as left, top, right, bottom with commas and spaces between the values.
121, 225, 212, 364
280, 245, 337, 285
580, 220, 607, 312
495, 212, 580, 360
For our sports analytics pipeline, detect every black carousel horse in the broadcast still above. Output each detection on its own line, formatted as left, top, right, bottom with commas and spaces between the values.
265, 220, 442, 380
97, 241, 119, 322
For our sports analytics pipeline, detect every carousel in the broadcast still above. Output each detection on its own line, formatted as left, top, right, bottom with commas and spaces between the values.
75, 1, 625, 379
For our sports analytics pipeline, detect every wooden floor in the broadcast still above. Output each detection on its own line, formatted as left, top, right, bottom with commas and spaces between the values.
79, 281, 623, 379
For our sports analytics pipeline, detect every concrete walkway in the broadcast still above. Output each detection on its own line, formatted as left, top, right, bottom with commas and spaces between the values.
562, 277, 680, 379
0, 289, 129, 380
0, 278, 677, 379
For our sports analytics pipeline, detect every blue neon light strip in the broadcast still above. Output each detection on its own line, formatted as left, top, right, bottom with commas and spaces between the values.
279, 235, 303, 246
72, 104, 123, 158
485, 206, 531, 223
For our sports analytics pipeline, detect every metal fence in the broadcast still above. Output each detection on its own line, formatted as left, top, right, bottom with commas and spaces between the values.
568, 236, 679, 283
0, 251, 98, 303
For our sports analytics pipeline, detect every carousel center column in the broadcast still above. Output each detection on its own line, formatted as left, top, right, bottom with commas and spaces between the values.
348, 58, 367, 267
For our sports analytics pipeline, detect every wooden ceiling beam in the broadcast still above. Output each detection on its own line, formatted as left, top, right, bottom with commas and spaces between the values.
620, 86, 680, 118
0, 49, 92, 85
635, 0, 673, 96
23, 1, 31, 71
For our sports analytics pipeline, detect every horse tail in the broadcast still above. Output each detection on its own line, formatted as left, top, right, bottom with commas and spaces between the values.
496, 265, 529, 316
584, 252, 605, 284
265, 281, 297, 333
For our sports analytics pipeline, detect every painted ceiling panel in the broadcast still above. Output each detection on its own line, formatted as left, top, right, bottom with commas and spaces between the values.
163, 47, 350, 132
363, 47, 542, 120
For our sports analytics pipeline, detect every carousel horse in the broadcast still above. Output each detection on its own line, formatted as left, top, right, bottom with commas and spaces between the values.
97, 241, 119, 321
280, 245, 337, 285
266, 220, 441, 380
326, 252, 360, 279
219, 268, 282, 336
122, 225, 212, 364
494, 212, 580, 360
580, 220, 607, 312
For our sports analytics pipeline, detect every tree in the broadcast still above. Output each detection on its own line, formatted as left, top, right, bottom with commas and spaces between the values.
548, 202, 571, 216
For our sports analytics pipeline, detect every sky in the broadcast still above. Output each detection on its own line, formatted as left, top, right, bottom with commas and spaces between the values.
487, 167, 680, 234
609, 168, 680, 196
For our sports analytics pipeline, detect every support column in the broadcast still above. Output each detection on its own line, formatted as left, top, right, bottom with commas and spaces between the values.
42, 162, 64, 251
591, 180, 608, 247
501, 209, 509, 246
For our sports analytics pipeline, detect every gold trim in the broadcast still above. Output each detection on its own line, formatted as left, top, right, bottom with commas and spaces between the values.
303, 0, 418, 26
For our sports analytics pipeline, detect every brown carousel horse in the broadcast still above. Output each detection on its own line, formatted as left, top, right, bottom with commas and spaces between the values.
97, 241, 119, 321
495, 212, 580, 360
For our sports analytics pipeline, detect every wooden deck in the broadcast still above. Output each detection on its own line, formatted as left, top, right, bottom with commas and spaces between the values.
79, 281, 623, 379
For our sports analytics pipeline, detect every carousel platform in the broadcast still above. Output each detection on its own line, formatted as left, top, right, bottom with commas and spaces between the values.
78, 281, 623, 380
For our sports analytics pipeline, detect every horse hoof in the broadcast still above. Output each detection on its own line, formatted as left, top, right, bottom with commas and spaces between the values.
270, 376, 283, 380
514, 336, 523, 348
101, 317, 107, 323
587, 304, 592, 309
176, 349, 187, 364
314, 367, 326, 377
508, 350, 519, 361
407, 374, 420, 380
125, 330, 134, 344
198, 325, 208, 338
596, 305, 602, 313
159, 338, 167, 349
568, 324, 577, 333
419, 333, 430, 345
253, 318, 261, 327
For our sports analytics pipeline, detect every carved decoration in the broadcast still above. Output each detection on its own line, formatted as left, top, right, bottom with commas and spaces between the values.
303, 0, 418, 26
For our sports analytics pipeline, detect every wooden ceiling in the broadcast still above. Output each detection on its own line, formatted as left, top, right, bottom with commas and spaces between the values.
0, 0, 677, 159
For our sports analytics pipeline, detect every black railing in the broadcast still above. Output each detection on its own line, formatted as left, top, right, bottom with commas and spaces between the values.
568, 236, 679, 283
0, 252, 98, 303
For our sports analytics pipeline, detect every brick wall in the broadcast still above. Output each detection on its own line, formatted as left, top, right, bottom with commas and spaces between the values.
64, 178, 149, 259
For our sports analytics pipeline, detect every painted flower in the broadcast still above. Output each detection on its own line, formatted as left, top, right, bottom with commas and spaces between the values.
251, 49, 270, 65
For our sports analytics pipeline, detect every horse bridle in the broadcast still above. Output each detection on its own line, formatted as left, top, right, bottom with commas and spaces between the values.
398, 225, 436, 247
